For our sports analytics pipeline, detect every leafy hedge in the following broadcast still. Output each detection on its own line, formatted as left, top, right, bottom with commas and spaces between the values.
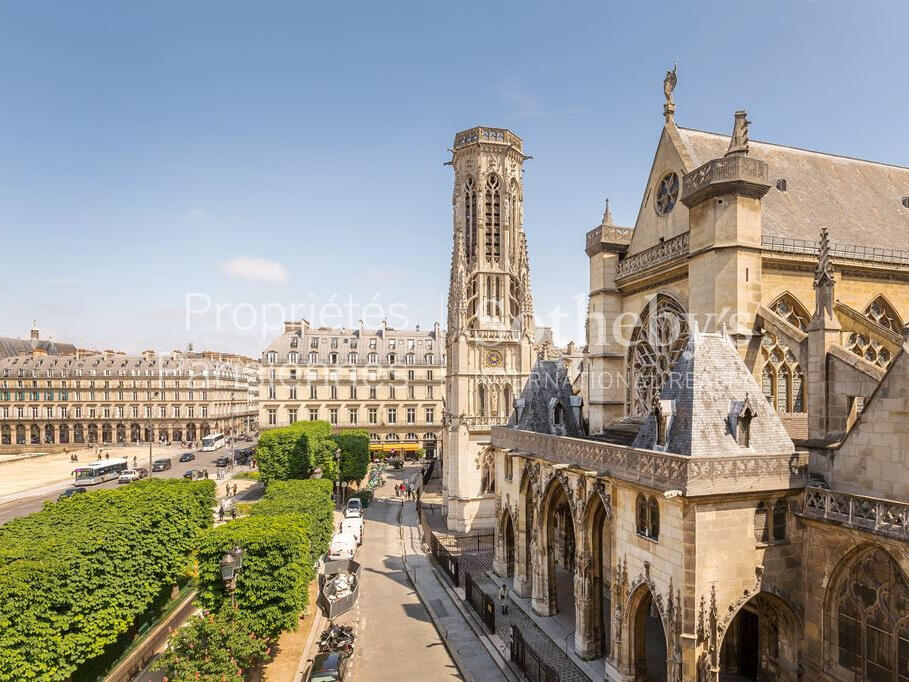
332, 429, 370, 484
197, 514, 311, 639
257, 420, 337, 485
152, 607, 270, 680
250, 479, 334, 568
0, 479, 215, 681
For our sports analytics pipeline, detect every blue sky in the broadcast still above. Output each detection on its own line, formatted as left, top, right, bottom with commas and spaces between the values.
2, 1, 908, 356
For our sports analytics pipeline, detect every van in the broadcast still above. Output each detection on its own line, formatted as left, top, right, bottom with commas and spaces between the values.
340, 517, 363, 545
328, 533, 357, 561
344, 498, 362, 517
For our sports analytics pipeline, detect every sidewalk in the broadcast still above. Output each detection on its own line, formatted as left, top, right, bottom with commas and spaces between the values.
400, 500, 518, 682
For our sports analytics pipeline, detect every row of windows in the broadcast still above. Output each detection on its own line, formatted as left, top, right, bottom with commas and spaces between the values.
266, 384, 436, 401
0, 378, 240, 390
0, 366, 244, 379
288, 336, 434, 351
0, 403, 249, 420
266, 406, 436, 426
266, 351, 443, 366
0, 390, 214, 402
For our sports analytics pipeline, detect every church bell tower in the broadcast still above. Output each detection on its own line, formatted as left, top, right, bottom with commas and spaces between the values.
443, 127, 535, 532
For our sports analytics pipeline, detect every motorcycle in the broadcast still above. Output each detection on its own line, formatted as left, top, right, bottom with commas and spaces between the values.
318, 623, 355, 655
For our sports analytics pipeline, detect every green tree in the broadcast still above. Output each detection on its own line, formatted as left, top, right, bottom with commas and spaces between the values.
152, 607, 270, 681
197, 515, 311, 638
256, 420, 335, 484
251, 479, 334, 566
332, 430, 370, 484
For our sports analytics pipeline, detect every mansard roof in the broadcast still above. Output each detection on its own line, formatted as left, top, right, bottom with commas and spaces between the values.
508, 359, 582, 437
632, 330, 795, 457
676, 126, 909, 249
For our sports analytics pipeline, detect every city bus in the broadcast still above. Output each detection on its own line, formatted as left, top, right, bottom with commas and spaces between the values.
201, 432, 225, 452
73, 458, 129, 486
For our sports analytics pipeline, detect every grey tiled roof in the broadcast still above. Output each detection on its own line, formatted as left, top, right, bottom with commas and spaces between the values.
632, 331, 794, 457
677, 127, 909, 249
508, 359, 583, 437
0, 337, 77, 359
262, 324, 443, 365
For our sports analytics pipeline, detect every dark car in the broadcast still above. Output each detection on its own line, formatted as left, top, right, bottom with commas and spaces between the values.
135, 467, 149, 479
178, 452, 195, 463
234, 448, 253, 465
307, 652, 349, 682
58, 487, 87, 501
152, 458, 172, 472
183, 469, 199, 479
215, 456, 230, 467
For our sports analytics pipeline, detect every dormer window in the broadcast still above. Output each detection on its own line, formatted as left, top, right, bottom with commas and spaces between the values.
553, 403, 563, 426
732, 393, 757, 447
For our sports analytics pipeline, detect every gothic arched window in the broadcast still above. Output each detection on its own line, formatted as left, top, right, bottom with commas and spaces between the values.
863, 295, 902, 333
845, 333, 892, 369
485, 175, 501, 260
464, 177, 477, 261
760, 333, 805, 413
627, 295, 689, 417
830, 548, 909, 679
770, 293, 811, 331
636, 494, 648, 535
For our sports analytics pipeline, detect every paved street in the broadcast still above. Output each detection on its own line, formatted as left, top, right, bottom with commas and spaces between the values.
334, 465, 462, 682
0, 443, 254, 526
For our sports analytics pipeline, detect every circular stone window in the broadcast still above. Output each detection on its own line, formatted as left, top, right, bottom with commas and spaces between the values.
654, 172, 680, 216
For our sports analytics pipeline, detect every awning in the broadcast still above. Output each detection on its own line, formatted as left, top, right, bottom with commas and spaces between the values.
369, 443, 420, 452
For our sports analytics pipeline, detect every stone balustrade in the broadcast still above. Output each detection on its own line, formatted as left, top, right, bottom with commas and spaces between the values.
492, 426, 809, 495
585, 224, 633, 255
454, 127, 523, 150
616, 232, 689, 281
803, 486, 909, 540
463, 415, 508, 429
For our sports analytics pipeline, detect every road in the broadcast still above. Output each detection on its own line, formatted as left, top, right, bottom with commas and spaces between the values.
333, 465, 462, 681
0, 444, 252, 526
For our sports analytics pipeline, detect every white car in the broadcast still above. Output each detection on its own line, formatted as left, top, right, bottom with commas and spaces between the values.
118, 469, 140, 484
345, 498, 363, 517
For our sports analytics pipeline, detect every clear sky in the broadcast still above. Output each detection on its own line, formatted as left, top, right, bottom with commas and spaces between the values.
2, 1, 908, 357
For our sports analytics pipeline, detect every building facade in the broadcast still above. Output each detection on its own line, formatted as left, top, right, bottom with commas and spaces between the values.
0, 347, 258, 451
486, 74, 909, 682
259, 320, 445, 457
443, 126, 537, 533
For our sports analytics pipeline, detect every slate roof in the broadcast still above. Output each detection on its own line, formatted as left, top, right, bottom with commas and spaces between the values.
0, 337, 77, 359
508, 359, 583, 437
632, 331, 794, 457
676, 127, 909, 249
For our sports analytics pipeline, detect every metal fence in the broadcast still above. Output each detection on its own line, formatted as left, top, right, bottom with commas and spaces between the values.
464, 573, 496, 633
511, 625, 561, 682
427, 532, 461, 586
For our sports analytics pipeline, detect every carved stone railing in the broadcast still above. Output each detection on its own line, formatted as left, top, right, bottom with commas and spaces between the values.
681, 155, 770, 206
585, 225, 633, 256
762, 235, 909, 268
803, 486, 909, 540
464, 329, 521, 342
454, 127, 523, 151
463, 415, 508, 429
616, 232, 689, 280
492, 427, 808, 495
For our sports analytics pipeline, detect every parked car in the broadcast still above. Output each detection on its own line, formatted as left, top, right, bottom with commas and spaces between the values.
118, 469, 140, 484
340, 517, 363, 545
328, 533, 357, 561
215, 456, 230, 467
152, 458, 172, 472
307, 652, 350, 681
57, 487, 87, 501
344, 498, 362, 518
178, 452, 195, 462
183, 469, 199, 480
135, 467, 149, 479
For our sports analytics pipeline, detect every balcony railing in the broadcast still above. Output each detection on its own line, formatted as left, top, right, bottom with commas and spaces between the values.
491, 427, 808, 495
616, 232, 689, 281
453, 127, 522, 151
803, 486, 909, 540
762, 235, 909, 267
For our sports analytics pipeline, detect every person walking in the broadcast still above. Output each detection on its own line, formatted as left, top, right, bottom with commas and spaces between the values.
218, 505, 224, 523
230, 506, 237, 520
499, 583, 508, 615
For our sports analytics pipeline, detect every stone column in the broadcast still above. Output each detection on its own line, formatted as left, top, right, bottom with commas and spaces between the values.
530, 527, 555, 616
492, 510, 508, 577
574, 550, 602, 659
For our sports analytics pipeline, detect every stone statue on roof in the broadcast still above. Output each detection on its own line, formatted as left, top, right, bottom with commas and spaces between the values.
726, 111, 751, 157
663, 63, 677, 104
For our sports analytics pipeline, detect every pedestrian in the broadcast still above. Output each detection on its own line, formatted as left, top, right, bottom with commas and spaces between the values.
218, 505, 224, 522
499, 583, 508, 615
105, 452, 109, 460
230, 506, 237, 520
204, 469, 209, 479
133, 456, 138, 468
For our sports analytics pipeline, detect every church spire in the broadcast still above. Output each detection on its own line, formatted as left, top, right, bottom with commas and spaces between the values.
725, 110, 750, 157
601, 198, 613, 226
810, 227, 839, 328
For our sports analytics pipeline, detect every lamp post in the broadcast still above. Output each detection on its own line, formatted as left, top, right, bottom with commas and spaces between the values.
148, 390, 159, 477
219, 546, 245, 610
333, 447, 342, 504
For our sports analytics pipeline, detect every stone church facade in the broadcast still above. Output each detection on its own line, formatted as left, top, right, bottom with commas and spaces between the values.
487, 77, 909, 681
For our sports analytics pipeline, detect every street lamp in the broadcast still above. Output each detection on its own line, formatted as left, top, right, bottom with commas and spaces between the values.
333, 447, 342, 503
148, 390, 159, 477
219, 546, 245, 610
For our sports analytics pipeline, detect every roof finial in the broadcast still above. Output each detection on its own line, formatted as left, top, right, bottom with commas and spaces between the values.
663, 63, 677, 124
814, 227, 835, 287
725, 111, 750, 157
601, 198, 613, 226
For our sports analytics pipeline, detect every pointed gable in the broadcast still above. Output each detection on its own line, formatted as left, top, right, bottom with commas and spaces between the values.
632, 331, 795, 457
509, 359, 583, 437
830, 344, 909, 500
